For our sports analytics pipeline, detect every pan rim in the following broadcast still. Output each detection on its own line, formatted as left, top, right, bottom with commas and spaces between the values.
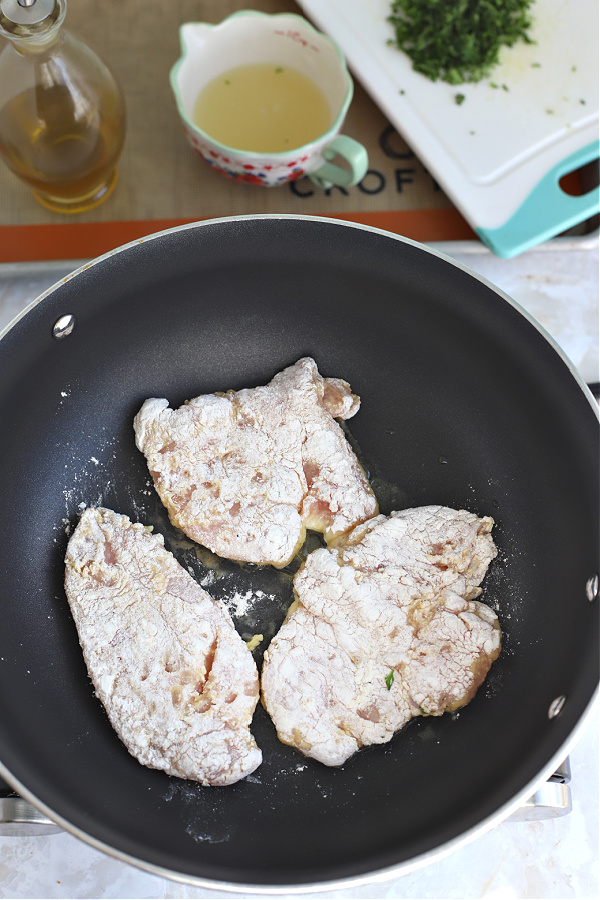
1, 213, 598, 420
1, 692, 597, 893
0, 213, 598, 890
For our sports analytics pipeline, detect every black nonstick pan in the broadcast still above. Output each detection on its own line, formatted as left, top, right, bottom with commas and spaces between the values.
0, 215, 598, 891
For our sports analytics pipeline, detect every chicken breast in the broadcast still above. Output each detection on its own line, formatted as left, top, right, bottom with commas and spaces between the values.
133, 358, 378, 568
64, 507, 262, 786
261, 506, 501, 766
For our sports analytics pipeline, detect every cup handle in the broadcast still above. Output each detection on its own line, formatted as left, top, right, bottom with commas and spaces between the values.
308, 135, 369, 189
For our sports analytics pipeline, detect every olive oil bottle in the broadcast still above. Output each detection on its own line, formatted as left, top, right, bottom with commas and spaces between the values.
0, 0, 125, 213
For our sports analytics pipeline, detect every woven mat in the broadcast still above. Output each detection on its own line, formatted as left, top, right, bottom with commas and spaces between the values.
0, 0, 473, 259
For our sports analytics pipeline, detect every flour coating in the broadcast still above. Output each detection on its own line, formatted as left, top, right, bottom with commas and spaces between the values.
133, 358, 378, 567
262, 506, 501, 766
64, 507, 262, 785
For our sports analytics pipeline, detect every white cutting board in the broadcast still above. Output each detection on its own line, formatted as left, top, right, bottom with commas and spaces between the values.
298, 0, 599, 257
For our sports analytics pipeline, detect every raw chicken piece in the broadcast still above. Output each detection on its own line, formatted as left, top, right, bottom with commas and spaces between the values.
262, 506, 501, 766
133, 358, 378, 568
64, 507, 262, 786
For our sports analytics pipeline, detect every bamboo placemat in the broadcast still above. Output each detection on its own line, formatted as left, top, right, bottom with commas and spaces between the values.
0, 0, 474, 261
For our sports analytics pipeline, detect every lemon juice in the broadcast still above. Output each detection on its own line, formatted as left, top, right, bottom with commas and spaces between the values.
192, 63, 332, 153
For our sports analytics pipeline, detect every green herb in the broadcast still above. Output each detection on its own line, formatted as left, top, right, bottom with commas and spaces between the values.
580, 99, 587, 105
489, 82, 499, 89
454, 93, 466, 105
385, 669, 395, 690
502, 84, 510, 92
275, 67, 284, 74
531, 62, 542, 67
387, 0, 535, 85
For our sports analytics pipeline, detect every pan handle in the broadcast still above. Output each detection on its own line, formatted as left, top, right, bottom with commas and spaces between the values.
0, 775, 61, 836
506, 757, 572, 821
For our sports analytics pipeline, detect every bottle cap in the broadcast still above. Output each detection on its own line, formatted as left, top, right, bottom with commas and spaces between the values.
0, 0, 65, 44
1, 0, 55, 26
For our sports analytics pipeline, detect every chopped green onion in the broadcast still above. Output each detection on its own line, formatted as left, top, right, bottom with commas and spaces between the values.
387, 0, 535, 85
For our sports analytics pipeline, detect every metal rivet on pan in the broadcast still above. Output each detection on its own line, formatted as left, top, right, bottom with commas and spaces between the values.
548, 695, 567, 719
52, 314, 76, 339
586, 574, 599, 602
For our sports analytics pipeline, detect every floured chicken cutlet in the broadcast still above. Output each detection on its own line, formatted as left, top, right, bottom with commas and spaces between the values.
64, 507, 262, 786
262, 506, 501, 766
133, 358, 378, 568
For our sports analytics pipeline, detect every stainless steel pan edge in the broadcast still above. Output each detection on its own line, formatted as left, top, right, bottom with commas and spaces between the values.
2, 213, 598, 413
0, 691, 597, 895
0, 214, 597, 891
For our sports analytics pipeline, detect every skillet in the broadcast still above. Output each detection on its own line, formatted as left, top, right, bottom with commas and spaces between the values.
0, 215, 598, 891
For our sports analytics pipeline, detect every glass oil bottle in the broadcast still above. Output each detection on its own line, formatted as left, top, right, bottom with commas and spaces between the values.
0, 0, 126, 213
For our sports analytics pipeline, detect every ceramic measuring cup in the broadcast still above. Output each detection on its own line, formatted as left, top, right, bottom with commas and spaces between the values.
170, 10, 368, 188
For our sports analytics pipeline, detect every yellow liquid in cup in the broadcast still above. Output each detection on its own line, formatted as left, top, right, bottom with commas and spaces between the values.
192, 63, 333, 153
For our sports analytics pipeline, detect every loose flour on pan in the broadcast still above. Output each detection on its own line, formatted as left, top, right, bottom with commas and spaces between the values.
64, 507, 262, 786
133, 358, 378, 567
262, 506, 501, 766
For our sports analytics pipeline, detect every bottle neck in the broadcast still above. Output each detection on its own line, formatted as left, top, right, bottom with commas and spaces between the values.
0, 0, 67, 54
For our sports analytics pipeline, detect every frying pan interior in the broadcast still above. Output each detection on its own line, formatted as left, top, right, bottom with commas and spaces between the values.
0, 216, 597, 889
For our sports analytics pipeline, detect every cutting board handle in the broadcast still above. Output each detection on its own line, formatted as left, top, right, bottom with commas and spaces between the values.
476, 141, 600, 258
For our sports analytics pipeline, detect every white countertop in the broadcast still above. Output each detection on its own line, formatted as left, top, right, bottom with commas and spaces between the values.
0, 234, 598, 899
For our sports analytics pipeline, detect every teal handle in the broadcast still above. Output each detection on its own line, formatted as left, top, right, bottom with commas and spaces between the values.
309, 135, 369, 189
477, 141, 600, 258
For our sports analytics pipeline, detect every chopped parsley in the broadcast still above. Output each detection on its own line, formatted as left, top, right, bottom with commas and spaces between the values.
387, 0, 535, 84
454, 93, 466, 105
385, 669, 395, 690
